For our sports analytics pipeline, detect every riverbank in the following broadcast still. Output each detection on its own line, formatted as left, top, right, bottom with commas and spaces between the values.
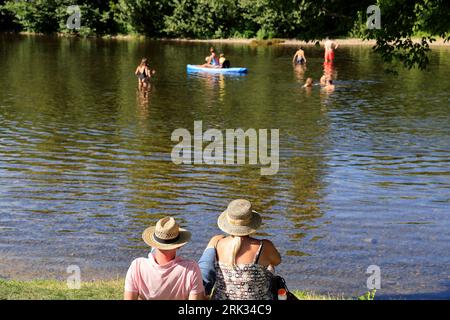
157, 37, 450, 47
0, 279, 353, 300
10, 32, 450, 47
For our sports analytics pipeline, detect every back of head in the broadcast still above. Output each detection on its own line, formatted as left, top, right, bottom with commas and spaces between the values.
140, 58, 148, 67
218, 199, 262, 265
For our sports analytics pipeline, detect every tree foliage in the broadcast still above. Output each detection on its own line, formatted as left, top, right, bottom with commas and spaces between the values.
0, 0, 17, 31
112, 0, 171, 36
364, 0, 450, 70
164, 0, 244, 38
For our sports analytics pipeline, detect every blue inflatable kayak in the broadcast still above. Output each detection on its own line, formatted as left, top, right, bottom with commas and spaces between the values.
187, 64, 247, 74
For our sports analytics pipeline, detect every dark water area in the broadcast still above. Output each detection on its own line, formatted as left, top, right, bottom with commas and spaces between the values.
0, 35, 449, 299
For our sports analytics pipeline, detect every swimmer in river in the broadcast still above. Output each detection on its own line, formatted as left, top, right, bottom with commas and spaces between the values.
219, 53, 230, 68
324, 38, 338, 63
302, 77, 313, 88
324, 79, 335, 92
320, 74, 327, 86
292, 47, 307, 65
135, 58, 156, 91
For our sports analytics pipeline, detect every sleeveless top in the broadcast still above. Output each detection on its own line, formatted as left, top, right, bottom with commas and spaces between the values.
210, 55, 219, 66
212, 240, 273, 300
137, 66, 148, 80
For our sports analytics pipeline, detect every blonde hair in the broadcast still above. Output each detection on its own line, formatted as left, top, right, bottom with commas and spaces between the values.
140, 58, 148, 67
229, 236, 242, 266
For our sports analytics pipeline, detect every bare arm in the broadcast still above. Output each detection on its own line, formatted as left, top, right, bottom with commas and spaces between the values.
135, 66, 140, 75
124, 291, 139, 300
292, 52, 298, 63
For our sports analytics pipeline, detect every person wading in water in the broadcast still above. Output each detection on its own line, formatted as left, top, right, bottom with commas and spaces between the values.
324, 38, 339, 63
135, 58, 155, 91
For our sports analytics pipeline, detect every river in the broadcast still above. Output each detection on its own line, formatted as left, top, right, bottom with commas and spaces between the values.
0, 35, 449, 299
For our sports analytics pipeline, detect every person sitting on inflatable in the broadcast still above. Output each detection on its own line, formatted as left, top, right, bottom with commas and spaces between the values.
219, 53, 230, 68
202, 47, 220, 68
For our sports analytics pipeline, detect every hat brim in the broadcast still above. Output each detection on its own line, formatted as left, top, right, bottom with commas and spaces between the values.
217, 210, 262, 236
142, 226, 191, 250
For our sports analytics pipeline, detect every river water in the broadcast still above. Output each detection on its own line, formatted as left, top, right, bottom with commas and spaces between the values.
0, 35, 449, 299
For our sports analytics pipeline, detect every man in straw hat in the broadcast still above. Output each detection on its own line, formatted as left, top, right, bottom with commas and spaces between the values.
124, 217, 205, 300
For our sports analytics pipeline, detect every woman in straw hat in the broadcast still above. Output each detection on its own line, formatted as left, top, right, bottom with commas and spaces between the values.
124, 217, 205, 300
205, 199, 281, 300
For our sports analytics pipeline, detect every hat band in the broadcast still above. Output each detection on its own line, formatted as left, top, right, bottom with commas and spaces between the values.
227, 214, 252, 226
153, 233, 180, 244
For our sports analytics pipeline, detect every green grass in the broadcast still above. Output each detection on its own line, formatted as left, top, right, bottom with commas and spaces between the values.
292, 290, 346, 300
0, 279, 124, 300
1, 279, 371, 300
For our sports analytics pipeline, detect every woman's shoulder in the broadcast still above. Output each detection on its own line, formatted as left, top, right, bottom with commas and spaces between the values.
207, 234, 226, 248
260, 238, 277, 250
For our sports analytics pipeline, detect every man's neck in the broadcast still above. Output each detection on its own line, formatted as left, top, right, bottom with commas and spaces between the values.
154, 249, 177, 265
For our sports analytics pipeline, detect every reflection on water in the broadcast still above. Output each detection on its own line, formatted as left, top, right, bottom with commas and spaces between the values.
0, 35, 449, 298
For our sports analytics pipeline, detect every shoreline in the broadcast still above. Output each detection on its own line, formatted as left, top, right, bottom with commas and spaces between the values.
5, 32, 449, 47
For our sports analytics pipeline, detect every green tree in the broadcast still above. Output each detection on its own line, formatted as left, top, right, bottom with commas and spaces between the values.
113, 0, 171, 36
57, 1, 121, 36
364, 0, 450, 69
3, 0, 62, 33
0, 0, 17, 31
3, 0, 121, 36
164, 0, 243, 39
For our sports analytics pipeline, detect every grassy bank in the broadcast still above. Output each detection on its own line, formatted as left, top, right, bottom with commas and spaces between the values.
0, 279, 124, 300
0, 279, 349, 300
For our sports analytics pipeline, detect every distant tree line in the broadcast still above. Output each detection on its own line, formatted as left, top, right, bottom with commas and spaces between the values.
0, 0, 448, 69
0, 0, 372, 38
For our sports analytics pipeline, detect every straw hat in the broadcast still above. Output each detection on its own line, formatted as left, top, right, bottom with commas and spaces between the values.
218, 199, 262, 236
142, 217, 191, 250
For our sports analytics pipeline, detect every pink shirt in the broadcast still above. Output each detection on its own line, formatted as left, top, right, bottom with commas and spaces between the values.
125, 252, 204, 300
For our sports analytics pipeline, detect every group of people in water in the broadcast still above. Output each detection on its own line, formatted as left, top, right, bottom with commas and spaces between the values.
295, 38, 338, 92
135, 39, 338, 93
124, 199, 281, 300
134, 46, 230, 91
